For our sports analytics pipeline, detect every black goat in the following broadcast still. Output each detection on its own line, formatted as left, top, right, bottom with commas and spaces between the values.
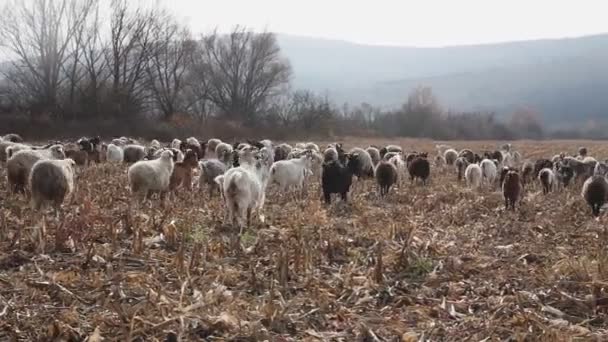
321, 154, 361, 204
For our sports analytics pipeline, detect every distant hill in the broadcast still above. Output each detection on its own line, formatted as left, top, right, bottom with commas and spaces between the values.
277, 34, 608, 127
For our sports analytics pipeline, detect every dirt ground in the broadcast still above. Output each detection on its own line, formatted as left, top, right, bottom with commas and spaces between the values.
1, 138, 608, 341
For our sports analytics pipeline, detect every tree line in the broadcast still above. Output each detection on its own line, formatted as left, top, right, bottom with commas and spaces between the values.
0, 0, 550, 140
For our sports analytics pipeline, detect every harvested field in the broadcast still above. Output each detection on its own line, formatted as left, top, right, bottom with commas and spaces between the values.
1, 138, 608, 340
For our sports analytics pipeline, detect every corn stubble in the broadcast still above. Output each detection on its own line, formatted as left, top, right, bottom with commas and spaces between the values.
0, 138, 607, 340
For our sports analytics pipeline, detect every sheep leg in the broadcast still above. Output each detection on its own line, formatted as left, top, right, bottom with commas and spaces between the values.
340, 192, 348, 203
246, 207, 252, 229
323, 191, 331, 204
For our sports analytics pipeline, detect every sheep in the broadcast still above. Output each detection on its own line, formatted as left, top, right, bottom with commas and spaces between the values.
180, 137, 206, 160
324, 147, 338, 163
383, 151, 400, 162
219, 152, 271, 231
444, 149, 458, 166
206, 138, 222, 157
521, 161, 534, 185
169, 149, 199, 192
215, 142, 234, 163
538, 168, 556, 194
0, 141, 24, 162
483, 150, 504, 164
65, 149, 89, 166
534, 159, 553, 178
552, 153, 565, 164
7, 145, 66, 194
106, 144, 124, 163
171, 139, 182, 150
435, 144, 452, 156
389, 154, 407, 182
274, 143, 292, 162
435, 155, 446, 168
321, 153, 361, 204
366, 147, 381, 166
502, 170, 522, 210
594, 162, 608, 177
379, 145, 402, 159
480, 159, 497, 189
304, 142, 319, 152
3, 133, 23, 143
555, 162, 574, 188
375, 161, 398, 197
455, 157, 468, 181
408, 156, 430, 185
582, 176, 608, 217
564, 157, 596, 182
512, 151, 522, 165
578, 147, 588, 159
295, 142, 306, 150
148, 148, 184, 163
269, 154, 313, 197
127, 150, 175, 205
29, 158, 76, 214
465, 163, 482, 189
458, 149, 475, 164
349, 148, 374, 178
199, 159, 229, 196
122, 144, 146, 163
150, 139, 161, 149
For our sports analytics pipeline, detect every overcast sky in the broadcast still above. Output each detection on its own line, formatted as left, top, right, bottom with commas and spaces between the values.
165, 0, 608, 47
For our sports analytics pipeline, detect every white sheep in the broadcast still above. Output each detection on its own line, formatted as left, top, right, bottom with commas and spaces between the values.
106, 144, 124, 163
350, 147, 374, 178
150, 139, 161, 149
215, 142, 234, 162
207, 138, 222, 157
295, 142, 306, 150
435, 144, 452, 156
538, 168, 556, 194
480, 159, 497, 189
29, 158, 76, 214
127, 150, 175, 205
171, 139, 182, 150
7, 145, 66, 193
219, 153, 270, 232
465, 163, 482, 189
269, 154, 313, 197
389, 154, 407, 183
366, 147, 381, 166
444, 149, 458, 166
305, 142, 320, 152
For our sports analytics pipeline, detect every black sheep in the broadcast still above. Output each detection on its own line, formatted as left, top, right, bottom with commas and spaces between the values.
555, 162, 574, 188
458, 149, 475, 164
321, 154, 360, 204
408, 156, 430, 185
533, 159, 553, 178
582, 176, 608, 217
375, 161, 398, 197
502, 170, 522, 210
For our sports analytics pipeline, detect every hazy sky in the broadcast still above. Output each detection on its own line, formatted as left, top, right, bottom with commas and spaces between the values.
166, 0, 608, 47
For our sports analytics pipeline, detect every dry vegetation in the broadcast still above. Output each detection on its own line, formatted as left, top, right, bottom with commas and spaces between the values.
1, 138, 608, 341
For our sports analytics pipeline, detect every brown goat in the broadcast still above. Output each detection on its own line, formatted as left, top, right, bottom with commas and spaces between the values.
169, 149, 199, 191
65, 149, 89, 166
502, 170, 522, 210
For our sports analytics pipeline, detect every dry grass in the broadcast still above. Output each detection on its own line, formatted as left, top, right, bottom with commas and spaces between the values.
1, 138, 608, 341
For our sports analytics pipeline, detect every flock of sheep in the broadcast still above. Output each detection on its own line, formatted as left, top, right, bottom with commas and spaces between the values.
1, 133, 607, 231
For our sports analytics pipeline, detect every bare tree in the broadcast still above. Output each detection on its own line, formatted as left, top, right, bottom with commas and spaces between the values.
0, 0, 96, 118
198, 27, 292, 122
104, 0, 157, 117
145, 11, 195, 120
